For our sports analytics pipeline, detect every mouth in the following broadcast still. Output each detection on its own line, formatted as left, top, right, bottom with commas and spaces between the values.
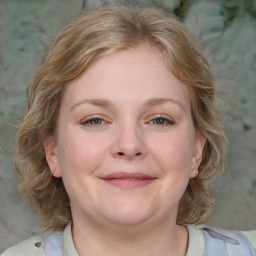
100, 172, 157, 189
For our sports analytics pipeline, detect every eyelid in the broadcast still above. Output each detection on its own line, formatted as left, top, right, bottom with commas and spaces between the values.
80, 115, 110, 125
146, 114, 175, 125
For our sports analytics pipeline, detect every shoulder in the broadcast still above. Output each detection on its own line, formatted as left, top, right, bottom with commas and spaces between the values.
1, 236, 45, 256
202, 227, 256, 255
186, 225, 256, 256
242, 230, 256, 250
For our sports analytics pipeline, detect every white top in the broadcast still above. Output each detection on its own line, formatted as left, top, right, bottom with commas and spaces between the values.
61, 223, 205, 256
2, 223, 256, 256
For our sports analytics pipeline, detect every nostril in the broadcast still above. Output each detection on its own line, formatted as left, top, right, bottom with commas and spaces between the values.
117, 151, 142, 157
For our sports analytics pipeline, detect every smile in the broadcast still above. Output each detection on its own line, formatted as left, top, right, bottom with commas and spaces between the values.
100, 172, 157, 189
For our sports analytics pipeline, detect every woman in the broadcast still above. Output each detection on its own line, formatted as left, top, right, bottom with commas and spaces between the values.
2, 5, 256, 256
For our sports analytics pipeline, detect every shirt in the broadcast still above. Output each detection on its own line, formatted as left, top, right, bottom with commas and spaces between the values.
2, 223, 256, 256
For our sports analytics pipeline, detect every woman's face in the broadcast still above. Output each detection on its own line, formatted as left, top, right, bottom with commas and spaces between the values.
45, 45, 205, 228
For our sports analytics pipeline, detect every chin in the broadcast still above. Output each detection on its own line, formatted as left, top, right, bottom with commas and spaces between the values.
100, 203, 157, 227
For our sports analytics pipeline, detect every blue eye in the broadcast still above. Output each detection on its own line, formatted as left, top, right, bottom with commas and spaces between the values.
151, 117, 174, 125
82, 117, 105, 125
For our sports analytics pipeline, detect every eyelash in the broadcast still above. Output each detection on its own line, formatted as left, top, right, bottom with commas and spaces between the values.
81, 116, 106, 126
150, 116, 175, 126
80, 115, 175, 127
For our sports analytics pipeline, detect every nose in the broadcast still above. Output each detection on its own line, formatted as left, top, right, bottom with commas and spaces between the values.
111, 123, 147, 160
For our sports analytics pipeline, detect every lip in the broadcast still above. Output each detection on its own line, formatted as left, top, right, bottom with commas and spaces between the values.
100, 172, 157, 189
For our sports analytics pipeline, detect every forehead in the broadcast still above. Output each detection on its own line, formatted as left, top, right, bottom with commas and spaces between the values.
62, 45, 191, 110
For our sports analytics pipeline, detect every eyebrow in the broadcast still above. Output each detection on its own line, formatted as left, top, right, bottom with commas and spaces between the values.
71, 99, 115, 111
142, 97, 185, 110
71, 97, 185, 111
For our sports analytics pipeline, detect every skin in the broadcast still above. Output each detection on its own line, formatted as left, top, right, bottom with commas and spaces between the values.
44, 45, 205, 256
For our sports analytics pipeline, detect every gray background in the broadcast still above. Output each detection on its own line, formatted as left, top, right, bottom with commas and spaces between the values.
0, 0, 256, 252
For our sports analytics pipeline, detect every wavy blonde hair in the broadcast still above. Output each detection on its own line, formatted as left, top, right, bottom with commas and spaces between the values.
14, 5, 227, 231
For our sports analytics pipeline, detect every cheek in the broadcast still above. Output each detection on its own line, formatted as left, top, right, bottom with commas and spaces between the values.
147, 132, 195, 207
149, 132, 194, 173
57, 128, 110, 176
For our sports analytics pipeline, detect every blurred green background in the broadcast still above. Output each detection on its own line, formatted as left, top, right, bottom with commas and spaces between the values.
0, 0, 256, 252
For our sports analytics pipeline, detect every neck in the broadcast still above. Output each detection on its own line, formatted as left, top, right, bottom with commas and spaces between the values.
71, 216, 188, 256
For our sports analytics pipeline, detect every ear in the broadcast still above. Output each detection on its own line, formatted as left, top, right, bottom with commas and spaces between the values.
43, 136, 62, 178
190, 133, 206, 178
